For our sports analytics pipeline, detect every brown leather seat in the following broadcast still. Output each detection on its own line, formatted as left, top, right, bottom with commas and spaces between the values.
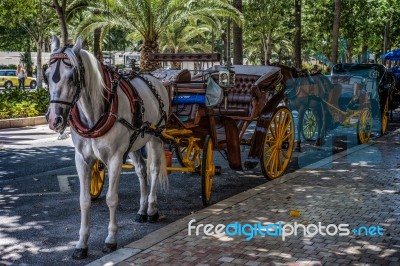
212, 75, 259, 117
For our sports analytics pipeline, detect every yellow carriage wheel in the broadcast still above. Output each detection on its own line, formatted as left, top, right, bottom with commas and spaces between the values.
357, 109, 372, 144
302, 109, 317, 141
260, 107, 294, 180
90, 160, 106, 200
201, 135, 215, 207
381, 97, 389, 135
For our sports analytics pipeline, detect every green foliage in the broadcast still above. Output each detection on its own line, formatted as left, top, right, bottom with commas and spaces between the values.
0, 64, 18, 69
75, 0, 243, 49
0, 88, 49, 119
159, 21, 212, 53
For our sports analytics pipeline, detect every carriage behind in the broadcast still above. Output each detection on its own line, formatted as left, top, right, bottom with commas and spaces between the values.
90, 54, 295, 206
329, 63, 395, 139
293, 63, 394, 147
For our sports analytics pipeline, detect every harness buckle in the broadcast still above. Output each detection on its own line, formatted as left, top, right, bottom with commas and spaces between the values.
112, 79, 119, 93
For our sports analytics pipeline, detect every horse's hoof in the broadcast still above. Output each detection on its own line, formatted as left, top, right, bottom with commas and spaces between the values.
72, 248, 88, 260
102, 243, 117, 253
148, 212, 159, 223
134, 213, 148, 223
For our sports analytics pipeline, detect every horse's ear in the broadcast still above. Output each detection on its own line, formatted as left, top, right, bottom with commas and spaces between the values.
51, 36, 60, 52
72, 37, 82, 55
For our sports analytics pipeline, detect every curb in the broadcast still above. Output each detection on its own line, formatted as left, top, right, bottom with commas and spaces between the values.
0, 116, 47, 129
85, 130, 399, 266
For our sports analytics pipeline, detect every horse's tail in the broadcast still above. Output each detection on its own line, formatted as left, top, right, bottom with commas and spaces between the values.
146, 139, 169, 190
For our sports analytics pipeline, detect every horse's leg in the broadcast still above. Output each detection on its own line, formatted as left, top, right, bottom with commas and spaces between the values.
73, 153, 94, 260
129, 151, 149, 223
296, 106, 304, 152
315, 103, 324, 146
102, 156, 123, 253
146, 137, 168, 223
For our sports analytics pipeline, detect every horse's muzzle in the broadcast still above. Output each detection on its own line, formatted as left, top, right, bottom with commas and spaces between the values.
49, 115, 67, 133
47, 105, 69, 133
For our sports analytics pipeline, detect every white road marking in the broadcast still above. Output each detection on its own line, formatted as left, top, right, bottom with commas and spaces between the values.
57, 175, 73, 193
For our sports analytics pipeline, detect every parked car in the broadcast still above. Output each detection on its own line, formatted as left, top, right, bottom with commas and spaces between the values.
0, 69, 37, 89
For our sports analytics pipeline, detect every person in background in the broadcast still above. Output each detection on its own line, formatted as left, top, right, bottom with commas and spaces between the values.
17, 65, 26, 89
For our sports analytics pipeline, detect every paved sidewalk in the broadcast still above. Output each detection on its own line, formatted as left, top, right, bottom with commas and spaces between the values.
88, 131, 400, 266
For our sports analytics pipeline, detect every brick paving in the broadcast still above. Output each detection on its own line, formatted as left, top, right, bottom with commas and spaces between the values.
89, 132, 400, 266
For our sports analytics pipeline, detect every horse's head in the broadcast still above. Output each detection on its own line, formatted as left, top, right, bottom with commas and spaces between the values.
45, 36, 83, 133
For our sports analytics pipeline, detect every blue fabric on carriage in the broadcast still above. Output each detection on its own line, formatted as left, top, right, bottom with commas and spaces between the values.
172, 94, 206, 105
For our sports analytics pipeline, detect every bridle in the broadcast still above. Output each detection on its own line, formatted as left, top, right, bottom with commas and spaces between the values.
48, 46, 85, 108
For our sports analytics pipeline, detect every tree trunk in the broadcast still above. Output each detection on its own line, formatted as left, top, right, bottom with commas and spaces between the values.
294, 0, 302, 69
53, 0, 68, 46
346, 40, 353, 63
140, 40, 161, 72
260, 43, 266, 65
265, 30, 272, 65
26, 38, 33, 77
233, 0, 243, 65
361, 44, 368, 63
93, 28, 102, 61
36, 37, 43, 89
383, 21, 389, 54
330, 0, 341, 65
221, 30, 228, 62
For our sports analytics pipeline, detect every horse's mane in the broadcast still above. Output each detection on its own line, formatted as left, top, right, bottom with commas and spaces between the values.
64, 48, 106, 103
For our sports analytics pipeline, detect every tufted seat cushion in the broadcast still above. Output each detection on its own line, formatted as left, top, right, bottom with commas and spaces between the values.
211, 74, 259, 117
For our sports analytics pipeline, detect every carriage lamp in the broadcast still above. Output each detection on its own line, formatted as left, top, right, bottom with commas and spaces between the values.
218, 64, 236, 109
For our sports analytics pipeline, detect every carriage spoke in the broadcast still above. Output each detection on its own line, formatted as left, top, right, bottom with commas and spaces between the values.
264, 148, 276, 168
280, 148, 289, 159
267, 149, 276, 174
273, 115, 280, 137
279, 113, 289, 136
269, 126, 276, 140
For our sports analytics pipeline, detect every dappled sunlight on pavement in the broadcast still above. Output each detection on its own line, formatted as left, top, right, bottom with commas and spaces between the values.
109, 132, 400, 265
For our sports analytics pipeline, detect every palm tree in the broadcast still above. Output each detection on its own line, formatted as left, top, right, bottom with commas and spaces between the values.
159, 21, 212, 69
76, 0, 243, 72
66, 0, 108, 60
233, 0, 243, 64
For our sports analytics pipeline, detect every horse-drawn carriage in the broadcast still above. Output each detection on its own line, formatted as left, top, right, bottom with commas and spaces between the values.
285, 63, 394, 150
330, 63, 396, 137
90, 54, 295, 207
45, 37, 299, 258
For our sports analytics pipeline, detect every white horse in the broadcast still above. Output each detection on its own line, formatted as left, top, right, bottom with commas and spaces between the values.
45, 36, 169, 259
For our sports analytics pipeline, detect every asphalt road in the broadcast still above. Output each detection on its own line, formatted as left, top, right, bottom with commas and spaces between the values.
0, 125, 272, 266
0, 115, 398, 265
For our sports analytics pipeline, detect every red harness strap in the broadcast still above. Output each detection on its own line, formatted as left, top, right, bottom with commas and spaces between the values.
69, 64, 139, 138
